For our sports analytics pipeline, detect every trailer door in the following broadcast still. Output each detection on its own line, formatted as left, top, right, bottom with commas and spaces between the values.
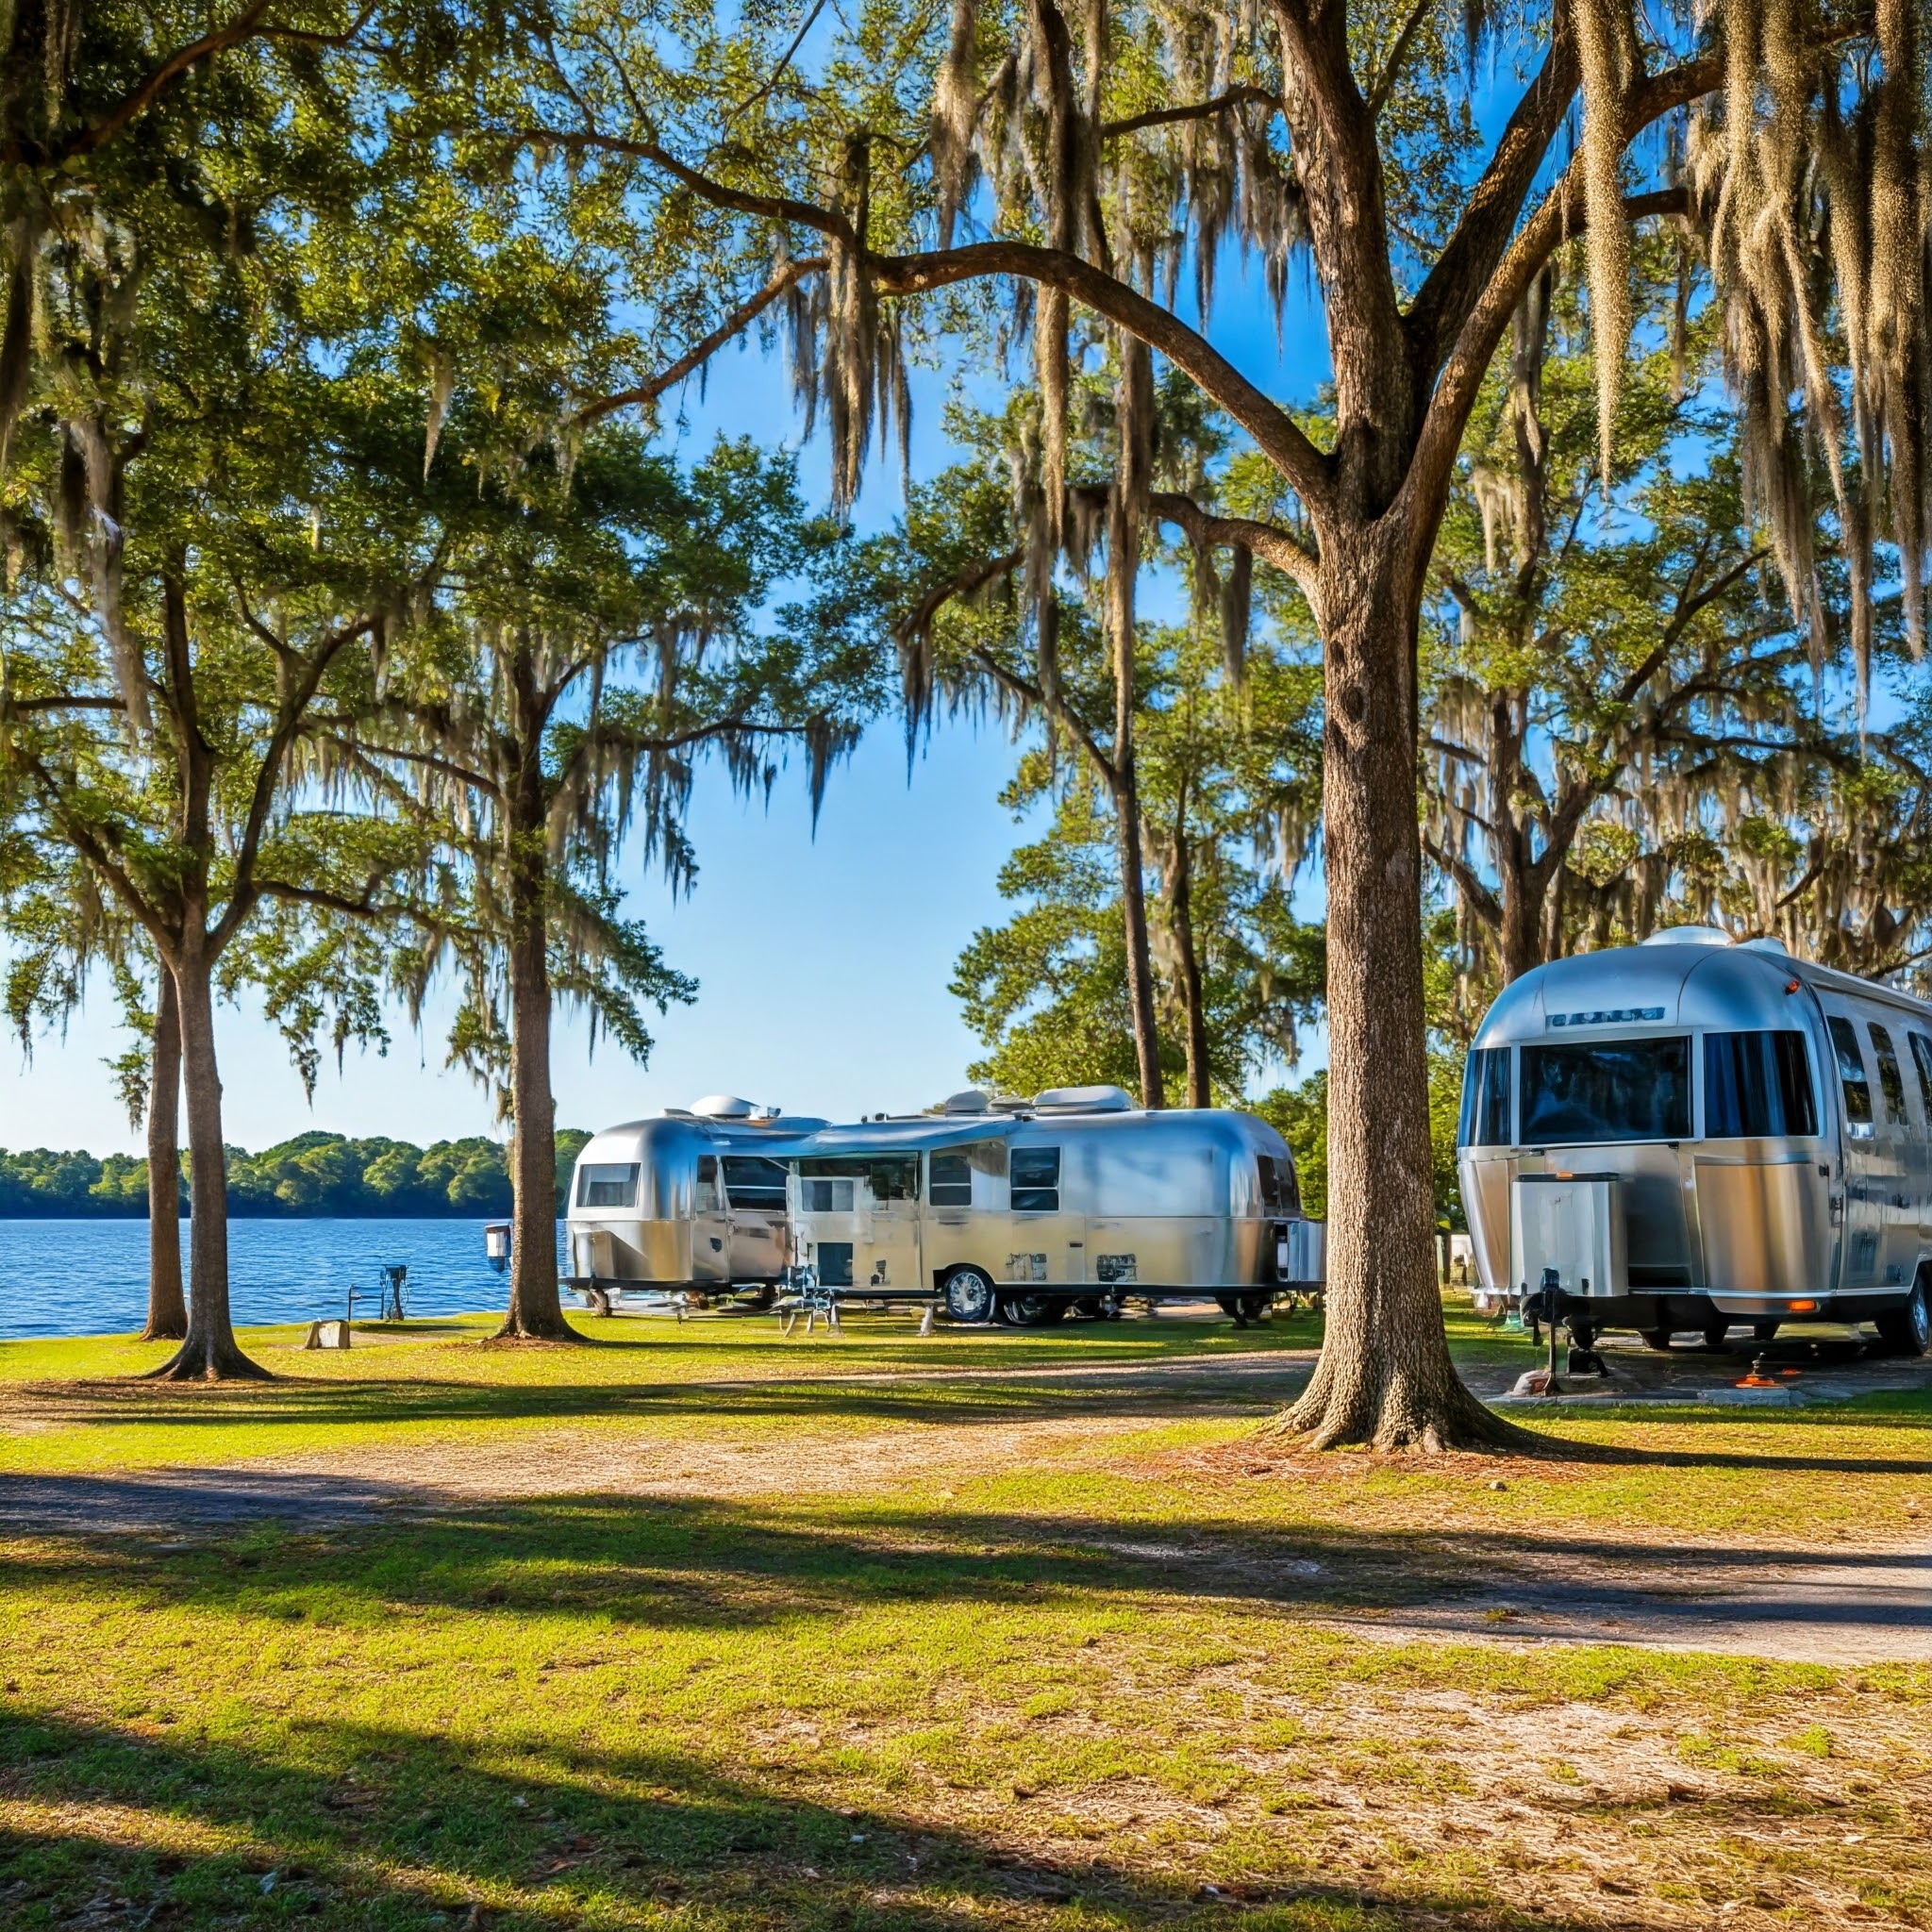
692, 1156, 730, 1283
794, 1157, 922, 1294
1007, 1145, 1087, 1287
1822, 1009, 1882, 1291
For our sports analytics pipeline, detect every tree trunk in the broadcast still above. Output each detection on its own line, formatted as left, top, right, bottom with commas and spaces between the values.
498, 911, 571, 1338
1109, 333, 1164, 1108
1286, 537, 1510, 1449
496, 678, 573, 1341
148, 949, 267, 1380
1167, 800, 1213, 1108
140, 970, 186, 1343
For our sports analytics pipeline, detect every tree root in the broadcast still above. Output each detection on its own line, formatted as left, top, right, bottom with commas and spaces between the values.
1275, 1364, 1537, 1455
142, 1337, 274, 1382
488, 1316, 585, 1344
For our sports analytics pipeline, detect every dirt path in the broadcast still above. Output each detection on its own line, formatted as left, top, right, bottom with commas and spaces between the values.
5, 1334, 1927, 1665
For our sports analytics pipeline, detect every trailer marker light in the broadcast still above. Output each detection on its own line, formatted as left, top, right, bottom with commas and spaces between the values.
1788, 1300, 1817, 1313
1786, 978, 1801, 993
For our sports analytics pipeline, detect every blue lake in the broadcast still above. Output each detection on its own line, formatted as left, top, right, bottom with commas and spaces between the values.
0, 1219, 565, 1341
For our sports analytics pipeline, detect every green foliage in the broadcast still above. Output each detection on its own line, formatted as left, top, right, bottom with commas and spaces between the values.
0, 1130, 593, 1219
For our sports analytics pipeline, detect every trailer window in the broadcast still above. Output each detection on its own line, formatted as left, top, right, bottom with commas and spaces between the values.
722, 1157, 789, 1209
1010, 1146, 1060, 1212
929, 1152, 974, 1207
576, 1163, 639, 1208
1703, 1031, 1818, 1138
1911, 1034, 1932, 1120
694, 1157, 720, 1213
1868, 1023, 1907, 1125
1826, 1016, 1874, 1130
802, 1178, 855, 1212
1254, 1154, 1301, 1217
796, 1156, 920, 1201
1519, 1038, 1690, 1144
1457, 1048, 1510, 1146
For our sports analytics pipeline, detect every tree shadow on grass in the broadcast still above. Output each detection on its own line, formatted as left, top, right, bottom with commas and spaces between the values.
0, 1699, 1643, 1932
0, 1360, 1307, 1440
3, 1486, 1927, 1648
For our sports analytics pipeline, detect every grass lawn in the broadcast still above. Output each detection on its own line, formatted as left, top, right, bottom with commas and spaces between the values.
2, 1303, 1929, 1930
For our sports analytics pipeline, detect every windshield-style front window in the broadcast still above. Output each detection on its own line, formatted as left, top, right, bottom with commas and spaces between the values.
1457, 1047, 1510, 1147
1826, 1016, 1874, 1129
1520, 1038, 1690, 1144
576, 1162, 639, 1209
1704, 1031, 1818, 1138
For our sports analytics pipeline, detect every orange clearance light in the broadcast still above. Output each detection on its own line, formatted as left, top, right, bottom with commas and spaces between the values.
1789, 1300, 1817, 1313
1786, 977, 1801, 993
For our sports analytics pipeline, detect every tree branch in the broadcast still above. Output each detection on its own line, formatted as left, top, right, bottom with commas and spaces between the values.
571, 255, 827, 428
1366, 0, 1440, 121
1101, 85, 1279, 140
213, 616, 376, 953
1403, 183, 1690, 538
1149, 491, 1320, 597
517, 125, 1335, 511
1404, 14, 1578, 369
1423, 831, 1503, 931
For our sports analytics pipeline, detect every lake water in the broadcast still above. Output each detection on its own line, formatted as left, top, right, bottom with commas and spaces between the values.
0, 1219, 565, 1341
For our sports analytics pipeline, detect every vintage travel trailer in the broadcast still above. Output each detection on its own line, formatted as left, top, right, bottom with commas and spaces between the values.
563, 1096, 824, 1307
1458, 928, 1932, 1354
564, 1085, 1323, 1323
781, 1086, 1321, 1324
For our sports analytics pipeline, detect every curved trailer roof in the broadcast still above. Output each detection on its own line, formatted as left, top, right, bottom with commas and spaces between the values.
1474, 928, 1932, 1049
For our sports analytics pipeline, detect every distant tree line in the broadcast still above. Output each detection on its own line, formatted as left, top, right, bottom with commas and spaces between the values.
0, 1131, 591, 1221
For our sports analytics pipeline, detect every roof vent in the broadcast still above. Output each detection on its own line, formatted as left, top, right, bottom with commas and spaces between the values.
1739, 935, 1792, 955
941, 1089, 991, 1115
1032, 1084, 1136, 1114
689, 1094, 774, 1120
1639, 926, 1733, 948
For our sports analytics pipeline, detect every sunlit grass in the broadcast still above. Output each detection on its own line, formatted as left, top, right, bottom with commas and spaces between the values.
3, 1300, 1929, 1926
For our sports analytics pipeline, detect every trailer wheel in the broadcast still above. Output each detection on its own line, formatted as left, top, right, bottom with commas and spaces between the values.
1874, 1272, 1931, 1357
999, 1293, 1069, 1327
1215, 1291, 1272, 1326
941, 1267, 998, 1324
1640, 1327, 1674, 1352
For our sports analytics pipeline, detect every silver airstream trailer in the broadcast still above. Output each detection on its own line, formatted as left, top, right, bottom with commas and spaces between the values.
1458, 928, 1932, 1354
782, 1086, 1324, 1324
564, 1096, 824, 1309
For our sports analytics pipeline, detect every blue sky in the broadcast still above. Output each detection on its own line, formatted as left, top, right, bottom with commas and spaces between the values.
0, 270, 1338, 1157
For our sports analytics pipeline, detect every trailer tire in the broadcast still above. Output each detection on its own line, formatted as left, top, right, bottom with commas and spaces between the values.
1640, 1327, 1674, 1352
941, 1267, 998, 1325
1215, 1291, 1272, 1325
1874, 1272, 1931, 1357
998, 1293, 1069, 1327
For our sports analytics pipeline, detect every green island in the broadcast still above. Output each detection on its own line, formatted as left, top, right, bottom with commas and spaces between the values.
0, 1134, 591, 1221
